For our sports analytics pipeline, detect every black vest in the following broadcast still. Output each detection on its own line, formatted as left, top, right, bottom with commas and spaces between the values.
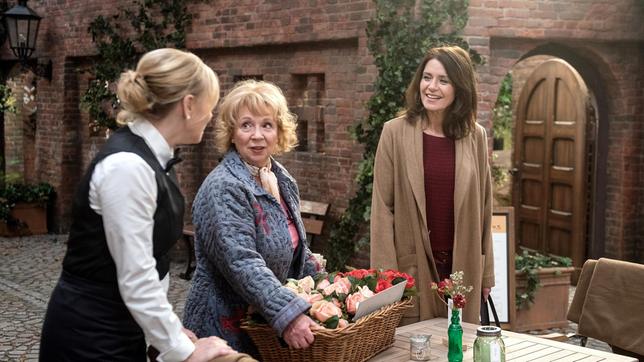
63, 127, 184, 283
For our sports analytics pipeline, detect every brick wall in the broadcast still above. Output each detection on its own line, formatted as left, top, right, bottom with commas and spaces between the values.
1, 0, 642, 262
1, 0, 375, 235
464, 0, 644, 262
181, 1, 376, 224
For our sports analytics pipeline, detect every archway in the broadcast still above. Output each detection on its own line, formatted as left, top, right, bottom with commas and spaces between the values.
491, 43, 615, 266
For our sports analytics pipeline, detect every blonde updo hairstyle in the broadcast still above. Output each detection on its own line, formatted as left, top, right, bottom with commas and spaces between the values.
116, 48, 219, 124
214, 79, 298, 155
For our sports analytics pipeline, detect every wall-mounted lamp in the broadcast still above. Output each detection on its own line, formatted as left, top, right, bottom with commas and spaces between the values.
3, 0, 52, 81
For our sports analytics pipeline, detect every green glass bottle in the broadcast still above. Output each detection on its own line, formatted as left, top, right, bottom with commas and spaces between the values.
447, 308, 463, 362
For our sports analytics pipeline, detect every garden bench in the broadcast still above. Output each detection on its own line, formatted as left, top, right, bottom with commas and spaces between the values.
299, 199, 330, 246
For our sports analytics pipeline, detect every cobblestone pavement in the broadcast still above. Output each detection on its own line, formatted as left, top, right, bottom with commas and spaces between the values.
0, 235, 192, 361
1, 235, 611, 361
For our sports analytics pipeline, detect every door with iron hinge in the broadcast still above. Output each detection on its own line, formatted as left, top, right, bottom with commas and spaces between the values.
512, 59, 590, 269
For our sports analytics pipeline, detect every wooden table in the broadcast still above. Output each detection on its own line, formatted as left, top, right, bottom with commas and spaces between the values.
369, 318, 637, 361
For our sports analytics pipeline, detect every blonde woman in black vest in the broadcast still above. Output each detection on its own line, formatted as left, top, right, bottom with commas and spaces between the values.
40, 48, 235, 361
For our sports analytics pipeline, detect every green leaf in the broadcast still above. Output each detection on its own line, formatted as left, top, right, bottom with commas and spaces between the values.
81, 0, 194, 131
323, 315, 340, 329
515, 247, 571, 308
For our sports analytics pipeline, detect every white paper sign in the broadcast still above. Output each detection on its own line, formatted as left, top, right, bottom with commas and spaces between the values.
352, 280, 406, 321
489, 214, 510, 323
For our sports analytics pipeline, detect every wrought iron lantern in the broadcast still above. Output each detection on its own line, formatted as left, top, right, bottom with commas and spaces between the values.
3, 0, 51, 80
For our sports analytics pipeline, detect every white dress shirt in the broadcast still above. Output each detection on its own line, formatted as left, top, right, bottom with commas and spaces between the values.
88, 119, 195, 362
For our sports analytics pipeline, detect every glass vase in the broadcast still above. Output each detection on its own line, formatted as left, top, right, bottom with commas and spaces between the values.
447, 308, 463, 362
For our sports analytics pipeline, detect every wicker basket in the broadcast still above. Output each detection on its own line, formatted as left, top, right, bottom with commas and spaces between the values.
241, 297, 413, 362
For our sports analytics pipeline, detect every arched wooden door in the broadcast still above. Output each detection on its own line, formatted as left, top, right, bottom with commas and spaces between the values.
512, 59, 590, 269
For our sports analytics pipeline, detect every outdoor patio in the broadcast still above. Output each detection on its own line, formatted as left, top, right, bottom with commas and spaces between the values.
0, 234, 611, 361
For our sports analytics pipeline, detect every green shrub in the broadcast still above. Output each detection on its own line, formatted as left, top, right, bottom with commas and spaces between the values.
0, 84, 17, 114
0, 182, 55, 222
81, 0, 195, 131
492, 73, 512, 149
325, 0, 482, 271
515, 247, 572, 309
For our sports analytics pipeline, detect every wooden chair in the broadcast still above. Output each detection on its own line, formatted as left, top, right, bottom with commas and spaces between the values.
567, 258, 644, 360
299, 199, 329, 246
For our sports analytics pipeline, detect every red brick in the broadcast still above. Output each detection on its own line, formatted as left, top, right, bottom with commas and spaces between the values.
0, 0, 641, 262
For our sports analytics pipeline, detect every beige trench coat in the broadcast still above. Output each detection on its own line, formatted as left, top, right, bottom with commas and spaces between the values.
370, 115, 495, 324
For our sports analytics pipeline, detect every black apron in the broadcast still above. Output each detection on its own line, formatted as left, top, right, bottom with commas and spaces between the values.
40, 271, 147, 361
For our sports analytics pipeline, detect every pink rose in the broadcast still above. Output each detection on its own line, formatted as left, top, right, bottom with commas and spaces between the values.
298, 276, 315, 293
316, 279, 331, 290
322, 284, 335, 296
298, 292, 323, 304
338, 277, 352, 291
356, 285, 375, 298
346, 286, 374, 314
338, 319, 349, 328
346, 292, 365, 314
331, 298, 342, 308
310, 300, 343, 323
333, 276, 352, 291
323, 279, 350, 296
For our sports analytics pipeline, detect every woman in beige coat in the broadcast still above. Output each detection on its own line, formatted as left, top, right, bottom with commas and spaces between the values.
370, 46, 494, 325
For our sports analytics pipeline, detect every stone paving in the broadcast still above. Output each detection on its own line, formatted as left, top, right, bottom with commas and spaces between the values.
1, 235, 611, 361
0, 235, 192, 361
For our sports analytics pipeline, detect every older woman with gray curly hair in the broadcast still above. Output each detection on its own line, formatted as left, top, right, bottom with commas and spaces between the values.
183, 80, 324, 357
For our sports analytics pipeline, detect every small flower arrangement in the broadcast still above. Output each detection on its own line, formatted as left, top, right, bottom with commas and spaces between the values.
260, 269, 416, 330
430, 271, 473, 309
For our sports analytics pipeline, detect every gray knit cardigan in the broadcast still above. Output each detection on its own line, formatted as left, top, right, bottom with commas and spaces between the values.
182, 150, 322, 355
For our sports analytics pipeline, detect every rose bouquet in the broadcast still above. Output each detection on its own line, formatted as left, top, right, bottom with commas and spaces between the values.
242, 268, 416, 362
247, 269, 416, 330
283, 268, 416, 329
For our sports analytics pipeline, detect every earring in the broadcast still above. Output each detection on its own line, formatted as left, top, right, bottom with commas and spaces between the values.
186, 115, 191, 120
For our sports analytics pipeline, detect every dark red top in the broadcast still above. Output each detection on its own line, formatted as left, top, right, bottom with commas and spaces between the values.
423, 133, 455, 280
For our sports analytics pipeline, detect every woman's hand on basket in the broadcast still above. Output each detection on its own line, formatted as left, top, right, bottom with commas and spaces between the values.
283, 314, 321, 349
184, 336, 234, 362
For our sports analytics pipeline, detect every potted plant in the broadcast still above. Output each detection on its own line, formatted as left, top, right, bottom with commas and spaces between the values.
513, 247, 574, 332
0, 182, 54, 236
0, 84, 17, 114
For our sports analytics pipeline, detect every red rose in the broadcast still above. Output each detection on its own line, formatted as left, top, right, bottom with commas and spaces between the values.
404, 275, 415, 289
379, 270, 393, 280
375, 278, 392, 293
453, 294, 467, 309
346, 269, 372, 280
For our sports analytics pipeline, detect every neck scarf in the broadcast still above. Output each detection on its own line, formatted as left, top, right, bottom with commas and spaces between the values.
244, 159, 280, 204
